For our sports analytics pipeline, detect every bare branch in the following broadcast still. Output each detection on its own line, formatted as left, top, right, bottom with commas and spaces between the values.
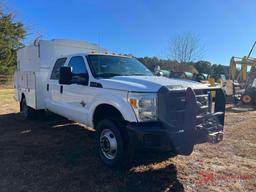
168, 32, 205, 64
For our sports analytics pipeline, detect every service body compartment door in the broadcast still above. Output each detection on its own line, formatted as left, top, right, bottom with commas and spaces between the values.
26, 72, 36, 108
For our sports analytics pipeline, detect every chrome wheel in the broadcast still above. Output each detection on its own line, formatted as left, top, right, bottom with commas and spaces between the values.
100, 129, 117, 160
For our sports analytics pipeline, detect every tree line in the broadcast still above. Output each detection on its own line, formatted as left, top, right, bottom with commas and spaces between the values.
0, 7, 25, 76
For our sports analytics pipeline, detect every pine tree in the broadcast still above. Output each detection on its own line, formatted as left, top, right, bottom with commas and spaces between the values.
0, 10, 26, 75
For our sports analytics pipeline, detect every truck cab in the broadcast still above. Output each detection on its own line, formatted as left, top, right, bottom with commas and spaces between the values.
15, 40, 225, 168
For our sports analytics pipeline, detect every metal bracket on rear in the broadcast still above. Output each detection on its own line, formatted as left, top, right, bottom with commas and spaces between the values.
208, 131, 224, 144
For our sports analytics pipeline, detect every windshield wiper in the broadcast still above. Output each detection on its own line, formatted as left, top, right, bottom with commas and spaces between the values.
97, 73, 148, 78
129, 73, 146, 76
97, 73, 122, 78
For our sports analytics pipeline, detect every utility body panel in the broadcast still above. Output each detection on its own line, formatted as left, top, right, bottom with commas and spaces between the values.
15, 39, 107, 110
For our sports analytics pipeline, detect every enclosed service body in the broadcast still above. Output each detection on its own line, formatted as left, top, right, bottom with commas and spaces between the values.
15, 39, 107, 109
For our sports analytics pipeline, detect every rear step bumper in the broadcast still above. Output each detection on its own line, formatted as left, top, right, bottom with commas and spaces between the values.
126, 87, 226, 155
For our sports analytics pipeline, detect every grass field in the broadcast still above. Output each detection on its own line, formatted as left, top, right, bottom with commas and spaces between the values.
0, 89, 19, 114
0, 89, 14, 97
0, 89, 255, 192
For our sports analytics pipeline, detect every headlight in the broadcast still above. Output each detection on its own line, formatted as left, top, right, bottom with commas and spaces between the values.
128, 92, 157, 122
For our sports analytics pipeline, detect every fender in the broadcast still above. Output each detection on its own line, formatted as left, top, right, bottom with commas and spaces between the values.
88, 91, 138, 127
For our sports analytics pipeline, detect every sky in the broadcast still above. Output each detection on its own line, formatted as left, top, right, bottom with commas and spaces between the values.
4, 0, 256, 65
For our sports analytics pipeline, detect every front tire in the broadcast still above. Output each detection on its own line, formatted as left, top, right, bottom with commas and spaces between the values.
96, 119, 132, 168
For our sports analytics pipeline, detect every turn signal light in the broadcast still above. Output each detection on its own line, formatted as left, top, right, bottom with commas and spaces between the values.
128, 98, 137, 107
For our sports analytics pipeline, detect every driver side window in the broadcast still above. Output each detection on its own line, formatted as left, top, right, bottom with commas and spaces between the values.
68, 56, 89, 85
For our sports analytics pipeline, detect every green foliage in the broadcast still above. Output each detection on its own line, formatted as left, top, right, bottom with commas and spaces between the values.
192, 61, 212, 74
137, 57, 197, 74
138, 57, 159, 71
211, 64, 229, 77
0, 10, 26, 75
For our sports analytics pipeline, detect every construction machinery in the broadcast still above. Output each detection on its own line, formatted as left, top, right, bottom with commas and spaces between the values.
229, 41, 256, 105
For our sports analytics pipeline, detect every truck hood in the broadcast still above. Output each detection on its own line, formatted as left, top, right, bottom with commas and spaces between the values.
98, 76, 209, 92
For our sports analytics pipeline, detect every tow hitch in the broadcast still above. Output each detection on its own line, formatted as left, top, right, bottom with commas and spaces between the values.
208, 131, 224, 144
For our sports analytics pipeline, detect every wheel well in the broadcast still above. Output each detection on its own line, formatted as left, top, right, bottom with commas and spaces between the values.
93, 104, 124, 128
20, 93, 25, 110
21, 93, 25, 100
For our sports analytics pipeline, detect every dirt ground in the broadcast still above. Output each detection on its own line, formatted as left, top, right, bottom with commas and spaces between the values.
0, 89, 255, 192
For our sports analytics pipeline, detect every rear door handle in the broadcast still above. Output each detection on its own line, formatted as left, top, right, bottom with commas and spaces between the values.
60, 85, 63, 94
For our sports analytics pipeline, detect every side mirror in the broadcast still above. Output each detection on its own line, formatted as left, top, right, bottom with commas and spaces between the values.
59, 67, 72, 85
83, 73, 89, 85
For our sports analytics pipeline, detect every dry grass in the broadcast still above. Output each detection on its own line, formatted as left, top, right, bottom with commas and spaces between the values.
0, 89, 19, 114
172, 110, 256, 192
0, 89, 255, 192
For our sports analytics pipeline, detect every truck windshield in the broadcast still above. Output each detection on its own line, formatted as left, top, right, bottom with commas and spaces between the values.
87, 55, 153, 78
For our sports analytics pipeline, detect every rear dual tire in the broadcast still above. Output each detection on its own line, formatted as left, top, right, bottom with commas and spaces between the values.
21, 97, 36, 119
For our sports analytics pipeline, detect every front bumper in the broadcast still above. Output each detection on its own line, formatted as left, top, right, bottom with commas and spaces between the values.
126, 87, 225, 155
126, 121, 224, 155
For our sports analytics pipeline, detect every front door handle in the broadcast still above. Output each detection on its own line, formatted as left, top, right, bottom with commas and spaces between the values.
60, 85, 63, 94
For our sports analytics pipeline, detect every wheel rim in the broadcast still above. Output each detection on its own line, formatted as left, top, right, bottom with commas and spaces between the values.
242, 95, 252, 103
100, 129, 117, 160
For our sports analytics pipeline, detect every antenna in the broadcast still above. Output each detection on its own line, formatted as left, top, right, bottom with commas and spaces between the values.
247, 40, 256, 58
33, 34, 42, 46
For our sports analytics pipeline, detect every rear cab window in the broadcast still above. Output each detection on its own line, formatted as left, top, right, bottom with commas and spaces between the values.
50, 58, 67, 80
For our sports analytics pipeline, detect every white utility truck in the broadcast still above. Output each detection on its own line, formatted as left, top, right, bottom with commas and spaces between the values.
15, 39, 225, 168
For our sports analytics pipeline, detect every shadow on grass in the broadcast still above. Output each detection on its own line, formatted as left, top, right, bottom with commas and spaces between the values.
0, 112, 184, 192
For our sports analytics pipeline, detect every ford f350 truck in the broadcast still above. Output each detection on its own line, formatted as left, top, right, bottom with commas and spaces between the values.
14, 39, 225, 168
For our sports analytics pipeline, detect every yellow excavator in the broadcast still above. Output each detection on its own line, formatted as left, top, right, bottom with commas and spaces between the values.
229, 41, 256, 105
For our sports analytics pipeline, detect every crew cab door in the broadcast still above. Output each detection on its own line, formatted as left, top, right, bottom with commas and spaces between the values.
46, 57, 67, 115
60, 56, 91, 123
